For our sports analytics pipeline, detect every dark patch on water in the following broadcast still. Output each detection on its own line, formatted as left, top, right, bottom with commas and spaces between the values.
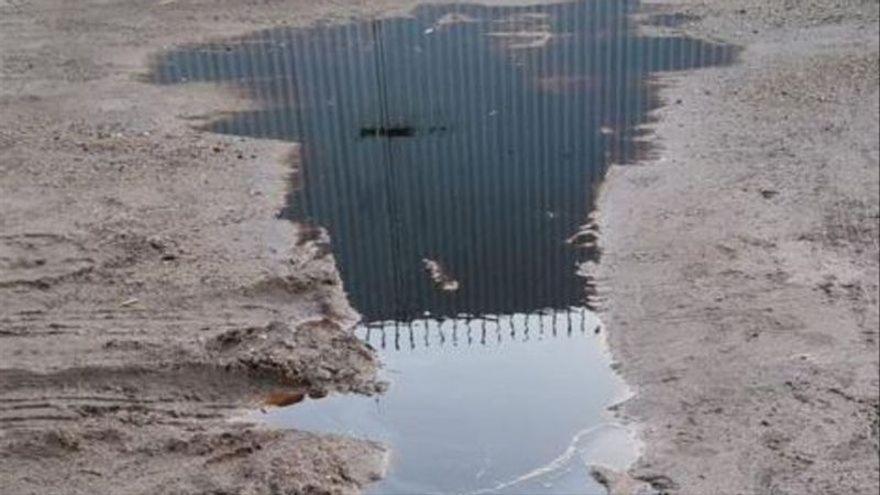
359, 125, 418, 138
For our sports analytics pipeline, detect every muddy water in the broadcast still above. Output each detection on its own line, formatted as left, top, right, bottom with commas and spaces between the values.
151, 1, 734, 493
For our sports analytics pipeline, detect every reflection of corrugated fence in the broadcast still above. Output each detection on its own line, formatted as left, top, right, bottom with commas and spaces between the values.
149, 1, 738, 327
355, 308, 600, 351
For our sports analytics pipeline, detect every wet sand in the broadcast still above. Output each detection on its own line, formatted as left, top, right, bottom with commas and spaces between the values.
1, 1, 878, 494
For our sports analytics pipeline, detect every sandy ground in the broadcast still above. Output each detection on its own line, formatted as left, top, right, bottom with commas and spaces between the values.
1, 0, 878, 494
591, 1, 880, 494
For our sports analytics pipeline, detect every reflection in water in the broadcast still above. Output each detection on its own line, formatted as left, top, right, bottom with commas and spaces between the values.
358, 307, 599, 351
149, 1, 736, 493
258, 310, 638, 495
150, 0, 735, 323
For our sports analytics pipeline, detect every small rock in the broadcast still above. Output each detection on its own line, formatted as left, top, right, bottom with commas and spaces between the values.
147, 236, 165, 250
591, 466, 659, 495
119, 298, 139, 307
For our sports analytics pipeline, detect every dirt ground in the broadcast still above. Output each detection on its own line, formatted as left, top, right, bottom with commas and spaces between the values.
590, 1, 880, 494
1, 0, 878, 494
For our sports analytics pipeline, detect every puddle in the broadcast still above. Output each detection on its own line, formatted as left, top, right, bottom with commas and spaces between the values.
256, 310, 638, 494
150, 1, 735, 493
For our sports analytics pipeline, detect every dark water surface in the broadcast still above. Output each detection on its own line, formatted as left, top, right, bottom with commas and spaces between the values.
152, 0, 734, 323
151, 1, 734, 493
